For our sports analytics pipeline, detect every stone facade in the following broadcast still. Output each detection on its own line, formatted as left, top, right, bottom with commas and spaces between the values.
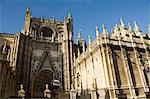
0, 8, 150, 99
73, 21, 150, 98
0, 8, 73, 98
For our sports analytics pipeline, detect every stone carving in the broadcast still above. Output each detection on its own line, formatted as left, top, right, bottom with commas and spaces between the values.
18, 84, 25, 98
1, 8, 150, 99
44, 84, 51, 98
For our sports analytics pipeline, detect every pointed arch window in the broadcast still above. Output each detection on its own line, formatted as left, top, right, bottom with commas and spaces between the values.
40, 27, 53, 37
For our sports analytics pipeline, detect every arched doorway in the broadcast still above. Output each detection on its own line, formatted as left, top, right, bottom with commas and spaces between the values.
32, 70, 53, 97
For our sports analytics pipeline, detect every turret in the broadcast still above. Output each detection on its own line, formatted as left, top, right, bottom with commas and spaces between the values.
67, 12, 73, 40
63, 12, 74, 92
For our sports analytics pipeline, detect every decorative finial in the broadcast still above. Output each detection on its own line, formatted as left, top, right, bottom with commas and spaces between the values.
134, 21, 140, 32
114, 24, 119, 34
68, 11, 72, 19
88, 35, 92, 45
52, 16, 55, 23
96, 26, 99, 37
26, 8, 31, 14
78, 29, 81, 39
120, 18, 125, 28
128, 22, 132, 32
26, 8, 30, 12
41, 14, 43, 22
77, 29, 82, 44
83, 40, 85, 53
102, 24, 107, 36
148, 24, 150, 33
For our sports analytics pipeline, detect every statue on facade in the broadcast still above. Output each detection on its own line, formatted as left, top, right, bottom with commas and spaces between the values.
44, 84, 51, 98
18, 84, 26, 98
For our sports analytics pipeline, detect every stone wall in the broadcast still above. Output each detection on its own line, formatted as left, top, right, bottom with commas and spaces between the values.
74, 32, 150, 98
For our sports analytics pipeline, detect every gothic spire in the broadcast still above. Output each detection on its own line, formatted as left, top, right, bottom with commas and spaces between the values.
120, 18, 125, 28
68, 11, 72, 19
67, 11, 72, 23
23, 8, 31, 35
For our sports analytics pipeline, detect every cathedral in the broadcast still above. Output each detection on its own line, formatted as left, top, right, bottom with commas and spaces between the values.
0, 8, 150, 99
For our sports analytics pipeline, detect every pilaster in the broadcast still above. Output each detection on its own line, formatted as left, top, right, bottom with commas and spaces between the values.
130, 35, 148, 97
118, 38, 137, 98
100, 44, 116, 98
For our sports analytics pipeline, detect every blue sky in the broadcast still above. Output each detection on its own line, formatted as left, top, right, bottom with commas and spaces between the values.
0, 0, 150, 43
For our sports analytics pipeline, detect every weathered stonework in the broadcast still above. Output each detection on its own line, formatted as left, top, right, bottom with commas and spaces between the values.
0, 8, 150, 99
74, 23, 150, 98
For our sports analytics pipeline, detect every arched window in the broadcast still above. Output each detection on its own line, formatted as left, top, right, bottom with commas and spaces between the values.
40, 27, 53, 37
